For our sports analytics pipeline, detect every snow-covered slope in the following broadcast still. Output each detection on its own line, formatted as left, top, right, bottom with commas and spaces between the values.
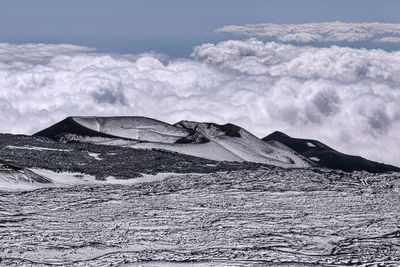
131, 141, 244, 162
72, 116, 190, 143
34, 116, 310, 168
174, 121, 311, 168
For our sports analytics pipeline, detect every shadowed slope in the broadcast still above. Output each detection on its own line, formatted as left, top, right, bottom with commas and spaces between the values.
263, 131, 400, 173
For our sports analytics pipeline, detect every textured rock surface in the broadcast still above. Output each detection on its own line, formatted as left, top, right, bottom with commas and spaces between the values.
1, 169, 399, 266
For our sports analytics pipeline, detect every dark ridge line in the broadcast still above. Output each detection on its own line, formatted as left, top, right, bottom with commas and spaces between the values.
263, 131, 400, 173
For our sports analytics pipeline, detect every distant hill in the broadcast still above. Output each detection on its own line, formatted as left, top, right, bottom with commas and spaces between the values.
262, 131, 400, 173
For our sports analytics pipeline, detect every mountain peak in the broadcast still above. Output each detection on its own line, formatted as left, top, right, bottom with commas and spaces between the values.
263, 131, 291, 140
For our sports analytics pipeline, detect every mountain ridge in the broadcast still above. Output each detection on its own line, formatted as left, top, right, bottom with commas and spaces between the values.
33, 116, 399, 173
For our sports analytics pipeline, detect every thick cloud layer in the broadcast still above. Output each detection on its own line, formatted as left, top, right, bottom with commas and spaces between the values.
215, 22, 400, 43
0, 40, 399, 166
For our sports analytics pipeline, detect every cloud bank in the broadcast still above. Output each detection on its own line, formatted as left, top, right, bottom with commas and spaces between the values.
0, 40, 399, 166
215, 22, 400, 44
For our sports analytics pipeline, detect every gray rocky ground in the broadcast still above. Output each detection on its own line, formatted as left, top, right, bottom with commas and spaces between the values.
1, 168, 400, 266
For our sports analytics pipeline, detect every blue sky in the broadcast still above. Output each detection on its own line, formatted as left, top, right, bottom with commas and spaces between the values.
1, 0, 399, 56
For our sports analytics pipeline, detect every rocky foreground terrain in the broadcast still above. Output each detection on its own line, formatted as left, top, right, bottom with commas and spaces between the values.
1, 168, 400, 266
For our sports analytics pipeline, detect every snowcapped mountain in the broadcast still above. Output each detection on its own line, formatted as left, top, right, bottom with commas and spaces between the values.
34, 116, 310, 168
33, 116, 400, 172
263, 131, 400, 173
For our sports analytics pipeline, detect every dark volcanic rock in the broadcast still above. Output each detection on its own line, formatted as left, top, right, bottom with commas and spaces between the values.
217, 123, 242, 138
174, 121, 242, 138
263, 131, 400, 173
175, 131, 210, 144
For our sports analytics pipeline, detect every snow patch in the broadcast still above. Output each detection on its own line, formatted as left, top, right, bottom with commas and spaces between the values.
6, 145, 72, 152
105, 172, 202, 185
309, 157, 321, 162
0, 168, 196, 191
88, 152, 102, 160
307, 142, 317, 147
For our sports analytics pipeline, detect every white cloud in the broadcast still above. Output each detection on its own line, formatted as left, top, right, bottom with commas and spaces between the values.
0, 40, 399, 166
215, 21, 400, 43
0, 43, 94, 63
375, 37, 400, 43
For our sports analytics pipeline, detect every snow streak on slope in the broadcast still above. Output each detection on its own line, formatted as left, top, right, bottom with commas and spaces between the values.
73, 116, 190, 143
